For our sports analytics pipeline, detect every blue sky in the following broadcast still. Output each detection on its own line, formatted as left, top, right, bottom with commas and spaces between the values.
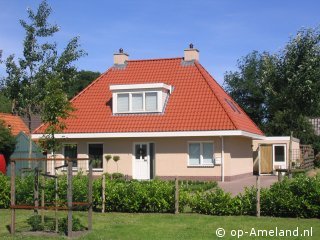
0, 0, 319, 84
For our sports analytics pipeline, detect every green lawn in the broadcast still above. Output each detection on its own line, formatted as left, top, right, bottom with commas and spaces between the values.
0, 210, 319, 239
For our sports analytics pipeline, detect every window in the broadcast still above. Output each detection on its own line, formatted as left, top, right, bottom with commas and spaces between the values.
145, 92, 157, 111
116, 92, 159, 113
273, 145, 286, 162
89, 144, 103, 169
188, 142, 214, 166
225, 98, 241, 114
117, 93, 129, 112
110, 83, 172, 114
132, 93, 143, 111
64, 144, 77, 167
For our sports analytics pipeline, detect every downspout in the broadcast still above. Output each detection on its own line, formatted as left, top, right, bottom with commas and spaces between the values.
221, 136, 225, 182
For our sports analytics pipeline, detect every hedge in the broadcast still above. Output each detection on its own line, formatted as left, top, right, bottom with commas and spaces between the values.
1, 173, 319, 218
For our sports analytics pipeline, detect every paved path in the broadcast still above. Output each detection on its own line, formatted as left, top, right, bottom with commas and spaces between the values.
218, 175, 278, 196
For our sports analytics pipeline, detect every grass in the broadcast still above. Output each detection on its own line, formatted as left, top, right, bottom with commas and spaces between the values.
0, 210, 319, 239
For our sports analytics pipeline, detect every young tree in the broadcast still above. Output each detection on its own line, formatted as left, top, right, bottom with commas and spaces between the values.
1, 1, 86, 157
40, 76, 73, 154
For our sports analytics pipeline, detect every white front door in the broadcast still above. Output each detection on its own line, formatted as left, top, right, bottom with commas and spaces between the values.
134, 143, 150, 180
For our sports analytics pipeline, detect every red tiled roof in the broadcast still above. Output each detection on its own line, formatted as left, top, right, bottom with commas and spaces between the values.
34, 58, 263, 136
0, 113, 30, 136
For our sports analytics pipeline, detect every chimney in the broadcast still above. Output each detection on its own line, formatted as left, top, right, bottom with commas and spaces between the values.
114, 48, 129, 65
184, 43, 199, 61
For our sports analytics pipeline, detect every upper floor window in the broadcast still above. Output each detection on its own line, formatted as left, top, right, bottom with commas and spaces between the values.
110, 83, 172, 114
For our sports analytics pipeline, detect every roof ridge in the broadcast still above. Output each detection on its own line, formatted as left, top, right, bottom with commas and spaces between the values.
127, 57, 182, 62
194, 62, 237, 130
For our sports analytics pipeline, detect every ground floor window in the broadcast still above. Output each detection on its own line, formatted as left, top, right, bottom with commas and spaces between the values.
273, 144, 286, 162
64, 144, 77, 167
89, 144, 103, 169
188, 142, 214, 166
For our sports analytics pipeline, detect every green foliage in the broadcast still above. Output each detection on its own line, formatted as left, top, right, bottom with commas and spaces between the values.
314, 154, 320, 168
26, 215, 84, 233
111, 172, 124, 180
58, 216, 85, 234
190, 175, 320, 218
0, 120, 16, 164
66, 70, 100, 99
0, 92, 11, 113
105, 155, 112, 161
27, 215, 44, 231
0, 0, 85, 136
39, 76, 74, 153
0, 174, 10, 208
224, 27, 320, 148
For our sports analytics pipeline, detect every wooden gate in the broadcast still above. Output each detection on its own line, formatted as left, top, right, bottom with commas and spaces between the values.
260, 144, 273, 174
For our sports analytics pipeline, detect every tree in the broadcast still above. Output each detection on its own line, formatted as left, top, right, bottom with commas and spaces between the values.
224, 27, 320, 149
66, 70, 100, 99
0, 120, 16, 165
1, 1, 86, 157
39, 76, 73, 154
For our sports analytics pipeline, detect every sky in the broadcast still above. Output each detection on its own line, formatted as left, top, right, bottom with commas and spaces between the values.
0, 0, 320, 84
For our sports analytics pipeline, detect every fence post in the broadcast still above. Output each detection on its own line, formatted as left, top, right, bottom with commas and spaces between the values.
10, 160, 16, 235
102, 174, 106, 213
41, 175, 45, 224
175, 177, 179, 214
55, 171, 58, 232
288, 131, 293, 179
88, 159, 93, 231
256, 175, 260, 217
34, 167, 39, 215
67, 159, 73, 238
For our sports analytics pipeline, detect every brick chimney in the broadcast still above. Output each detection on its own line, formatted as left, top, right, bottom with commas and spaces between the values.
184, 43, 199, 61
114, 48, 129, 65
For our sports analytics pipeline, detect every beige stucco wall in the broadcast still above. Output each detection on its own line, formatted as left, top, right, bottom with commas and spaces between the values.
47, 136, 254, 180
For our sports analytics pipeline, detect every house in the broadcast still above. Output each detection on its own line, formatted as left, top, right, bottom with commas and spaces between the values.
252, 137, 300, 174
33, 45, 264, 181
0, 113, 30, 136
0, 113, 44, 176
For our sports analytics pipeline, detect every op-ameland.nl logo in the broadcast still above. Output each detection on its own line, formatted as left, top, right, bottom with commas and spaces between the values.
215, 227, 313, 238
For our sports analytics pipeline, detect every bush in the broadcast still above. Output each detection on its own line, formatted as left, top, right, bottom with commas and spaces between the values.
0, 173, 10, 208
314, 154, 320, 168
58, 216, 85, 234
111, 172, 124, 180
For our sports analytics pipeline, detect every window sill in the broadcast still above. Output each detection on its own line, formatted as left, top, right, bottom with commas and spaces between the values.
187, 165, 215, 168
86, 168, 104, 172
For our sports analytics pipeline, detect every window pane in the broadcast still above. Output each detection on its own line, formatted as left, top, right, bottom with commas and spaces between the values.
89, 144, 103, 168
64, 144, 77, 167
117, 94, 129, 112
132, 93, 143, 111
274, 146, 285, 162
146, 92, 157, 111
189, 143, 200, 165
135, 144, 147, 159
203, 143, 213, 164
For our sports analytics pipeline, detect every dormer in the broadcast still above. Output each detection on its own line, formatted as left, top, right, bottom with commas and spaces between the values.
110, 83, 173, 114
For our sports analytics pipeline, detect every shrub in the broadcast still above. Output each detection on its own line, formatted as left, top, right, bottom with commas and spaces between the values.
190, 188, 236, 215
111, 172, 124, 180
58, 216, 85, 234
0, 173, 10, 208
314, 154, 320, 168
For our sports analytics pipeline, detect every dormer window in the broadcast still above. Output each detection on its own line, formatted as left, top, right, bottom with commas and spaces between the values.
110, 83, 172, 114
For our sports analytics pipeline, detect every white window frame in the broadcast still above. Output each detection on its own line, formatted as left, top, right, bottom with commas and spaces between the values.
87, 142, 104, 172
273, 144, 286, 165
188, 141, 214, 166
62, 143, 78, 171
114, 91, 160, 113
